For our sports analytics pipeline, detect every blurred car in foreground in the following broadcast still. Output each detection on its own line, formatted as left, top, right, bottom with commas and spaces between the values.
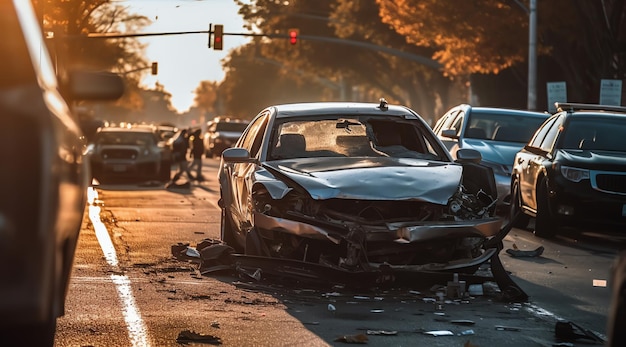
204, 117, 249, 157
218, 100, 515, 284
433, 104, 549, 208
511, 103, 626, 237
89, 127, 170, 183
0, 0, 123, 345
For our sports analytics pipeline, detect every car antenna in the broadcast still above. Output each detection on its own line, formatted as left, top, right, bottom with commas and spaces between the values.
378, 98, 388, 111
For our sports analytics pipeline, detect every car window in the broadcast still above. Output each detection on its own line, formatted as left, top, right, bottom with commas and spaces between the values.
529, 114, 558, 149
97, 132, 156, 146
539, 114, 564, 152
450, 111, 464, 136
559, 116, 626, 151
239, 113, 267, 157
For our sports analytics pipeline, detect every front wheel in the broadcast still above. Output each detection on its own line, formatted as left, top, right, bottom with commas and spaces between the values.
510, 180, 530, 229
534, 178, 557, 238
220, 209, 243, 253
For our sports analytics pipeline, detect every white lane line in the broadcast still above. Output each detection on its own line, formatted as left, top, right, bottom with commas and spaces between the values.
88, 187, 151, 347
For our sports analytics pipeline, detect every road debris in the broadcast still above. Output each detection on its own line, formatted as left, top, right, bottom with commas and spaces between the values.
423, 330, 454, 336
495, 325, 521, 331
334, 333, 368, 344
366, 330, 397, 335
554, 320, 605, 344
176, 330, 222, 345
506, 244, 545, 258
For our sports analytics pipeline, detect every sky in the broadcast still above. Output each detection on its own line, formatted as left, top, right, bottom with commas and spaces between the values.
123, 0, 249, 113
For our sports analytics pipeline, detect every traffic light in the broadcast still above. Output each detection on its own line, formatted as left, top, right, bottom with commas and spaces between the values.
213, 24, 223, 50
151, 62, 158, 75
288, 28, 299, 45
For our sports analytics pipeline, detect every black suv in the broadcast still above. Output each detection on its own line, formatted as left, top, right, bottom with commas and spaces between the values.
204, 118, 249, 157
0, 1, 123, 345
511, 103, 626, 237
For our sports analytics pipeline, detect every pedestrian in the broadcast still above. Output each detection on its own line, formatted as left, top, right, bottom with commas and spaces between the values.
188, 129, 205, 181
170, 129, 192, 183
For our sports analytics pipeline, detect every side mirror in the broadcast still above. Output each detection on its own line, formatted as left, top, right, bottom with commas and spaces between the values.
63, 70, 125, 101
441, 129, 458, 139
456, 148, 482, 164
222, 147, 258, 164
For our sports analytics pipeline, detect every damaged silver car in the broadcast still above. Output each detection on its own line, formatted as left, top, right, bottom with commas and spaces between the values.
219, 100, 514, 285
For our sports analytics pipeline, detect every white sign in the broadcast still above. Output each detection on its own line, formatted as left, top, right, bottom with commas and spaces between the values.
599, 79, 622, 106
547, 82, 567, 112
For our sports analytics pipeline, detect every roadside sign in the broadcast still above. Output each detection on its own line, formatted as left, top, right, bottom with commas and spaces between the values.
547, 82, 567, 112
599, 79, 622, 106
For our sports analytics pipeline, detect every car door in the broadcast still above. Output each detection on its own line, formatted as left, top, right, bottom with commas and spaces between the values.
519, 115, 562, 211
229, 113, 269, 231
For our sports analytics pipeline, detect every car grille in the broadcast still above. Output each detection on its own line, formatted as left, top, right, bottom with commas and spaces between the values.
101, 148, 139, 160
592, 171, 626, 195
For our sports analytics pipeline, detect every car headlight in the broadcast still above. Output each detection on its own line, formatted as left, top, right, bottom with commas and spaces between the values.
559, 165, 589, 182
480, 160, 510, 177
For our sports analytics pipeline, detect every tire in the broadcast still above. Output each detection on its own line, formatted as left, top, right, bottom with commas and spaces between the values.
510, 180, 530, 229
220, 209, 243, 253
0, 319, 56, 346
534, 178, 557, 238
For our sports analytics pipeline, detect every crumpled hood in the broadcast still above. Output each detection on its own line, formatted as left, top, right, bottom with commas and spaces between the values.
264, 157, 462, 205
461, 139, 523, 165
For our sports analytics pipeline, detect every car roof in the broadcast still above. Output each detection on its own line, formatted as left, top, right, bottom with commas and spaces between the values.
464, 105, 547, 117
270, 102, 419, 119
555, 103, 626, 119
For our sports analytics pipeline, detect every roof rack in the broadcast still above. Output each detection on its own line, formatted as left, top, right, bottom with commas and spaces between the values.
555, 102, 626, 113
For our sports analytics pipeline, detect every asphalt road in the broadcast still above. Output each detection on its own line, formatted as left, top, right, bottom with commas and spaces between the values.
53, 158, 621, 347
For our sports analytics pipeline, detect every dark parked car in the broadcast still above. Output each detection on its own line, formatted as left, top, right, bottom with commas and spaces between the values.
218, 100, 513, 283
433, 104, 549, 208
511, 103, 626, 237
204, 118, 249, 157
0, 0, 123, 345
89, 127, 171, 183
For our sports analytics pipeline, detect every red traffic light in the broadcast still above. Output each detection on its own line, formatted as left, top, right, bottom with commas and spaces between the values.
213, 24, 223, 50
288, 28, 299, 45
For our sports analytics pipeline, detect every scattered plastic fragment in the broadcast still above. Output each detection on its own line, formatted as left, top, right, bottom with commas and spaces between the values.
506, 244, 544, 257
423, 330, 454, 336
370, 309, 384, 313
592, 279, 607, 287
334, 333, 368, 344
459, 329, 475, 336
176, 330, 222, 345
353, 295, 370, 300
328, 304, 336, 314
495, 325, 521, 331
409, 290, 421, 295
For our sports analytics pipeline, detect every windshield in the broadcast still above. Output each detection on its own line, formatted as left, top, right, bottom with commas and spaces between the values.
466, 112, 548, 143
268, 117, 444, 161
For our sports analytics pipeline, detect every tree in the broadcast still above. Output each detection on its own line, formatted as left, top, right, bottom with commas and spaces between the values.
33, 0, 151, 109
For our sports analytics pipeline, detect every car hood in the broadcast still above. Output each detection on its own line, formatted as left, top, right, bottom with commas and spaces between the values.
556, 149, 626, 171
461, 139, 524, 165
263, 157, 462, 205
